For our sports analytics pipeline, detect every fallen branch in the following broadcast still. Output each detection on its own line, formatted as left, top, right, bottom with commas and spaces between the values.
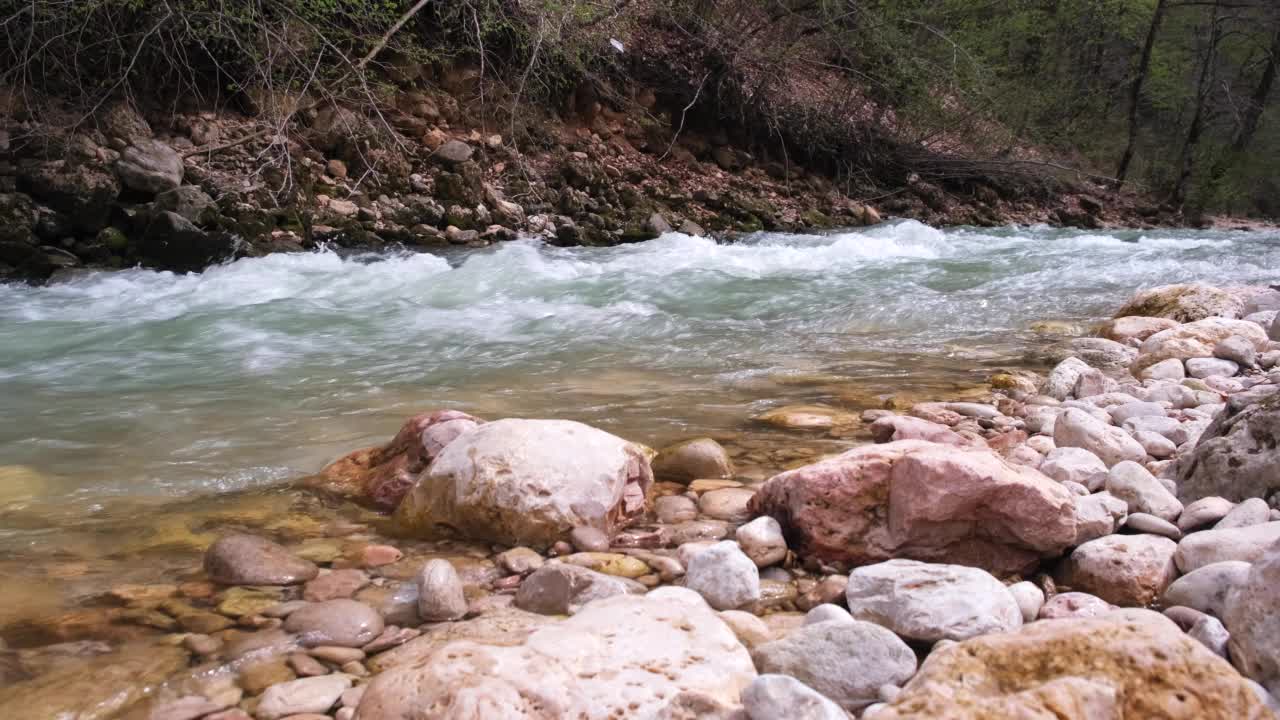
183, 128, 272, 157
357, 0, 432, 70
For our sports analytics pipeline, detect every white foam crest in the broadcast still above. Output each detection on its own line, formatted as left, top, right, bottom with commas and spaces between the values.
5, 250, 452, 323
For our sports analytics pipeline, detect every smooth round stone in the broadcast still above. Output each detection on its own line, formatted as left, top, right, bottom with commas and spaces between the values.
496, 547, 544, 575
284, 599, 384, 647
668, 520, 730, 545
1007, 581, 1045, 623
654, 495, 698, 524
684, 540, 760, 610
1037, 592, 1111, 620
569, 526, 610, 552
736, 516, 787, 568
563, 552, 650, 578
303, 569, 370, 602
805, 604, 854, 626
719, 609, 772, 649
651, 437, 734, 481
416, 559, 467, 622
1216, 498, 1271, 530
1186, 357, 1239, 379
1123, 513, 1182, 540
697, 488, 756, 523
256, 674, 353, 720
204, 534, 318, 586
1177, 497, 1235, 532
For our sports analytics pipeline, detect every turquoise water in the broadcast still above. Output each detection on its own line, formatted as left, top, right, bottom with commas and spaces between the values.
1, 221, 1277, 507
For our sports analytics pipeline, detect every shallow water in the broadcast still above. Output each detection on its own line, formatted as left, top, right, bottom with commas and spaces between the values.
0, 221, 1277, 626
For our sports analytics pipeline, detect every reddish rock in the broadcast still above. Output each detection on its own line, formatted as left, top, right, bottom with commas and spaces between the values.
749, 440, 1077, 575
303, 569, 370, 602
869, 415, 967, 446
359, 545, 403, 567
1038, 591, 1113, 620
301, 410, 482, 509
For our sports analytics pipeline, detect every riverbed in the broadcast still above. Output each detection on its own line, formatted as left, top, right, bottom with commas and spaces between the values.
1, 220, 1277, 630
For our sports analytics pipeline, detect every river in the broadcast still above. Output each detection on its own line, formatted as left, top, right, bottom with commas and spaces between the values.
0, 220, 1277, 628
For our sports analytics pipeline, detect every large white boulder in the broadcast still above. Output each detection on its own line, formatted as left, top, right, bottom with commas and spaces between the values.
1225, 541, 1280, 695
355, 588, 755, 719
394, 419, 653, 546
844, 559, 1022, 642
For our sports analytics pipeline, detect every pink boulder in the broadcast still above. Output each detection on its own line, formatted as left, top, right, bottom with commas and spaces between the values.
870, 415, 967, 446
749, 440, 1077, 575
301, 410, 483, 510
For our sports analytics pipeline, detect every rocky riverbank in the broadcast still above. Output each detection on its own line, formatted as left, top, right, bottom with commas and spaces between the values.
2, 280, 1280, 719
3, 80, 1222, 284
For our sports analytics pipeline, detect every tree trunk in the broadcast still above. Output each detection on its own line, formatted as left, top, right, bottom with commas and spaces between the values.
1115, 0, 1168, 188
1172, 2, 1224, 207
1232, 22, 1280, 154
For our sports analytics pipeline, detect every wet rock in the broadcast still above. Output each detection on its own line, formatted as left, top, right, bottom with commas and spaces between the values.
288, 652, 328, 677
284, 599, 384, 647
845, 559, 1022, 642
116, 137, 184, 193
685, 540, 761, 610
496, 547, 544, 575
394, 419, 653, 547
1164, 561, 1251, 617
1038, 591, 1112, 619
304, 410, 482, 509
303, 569, 369, 602
513, 563, 644, 615
147, 695, 226, 720
1178, 391, 1280, 503
1067, 337, 1136, 369
736, 516, 787, 567
216, 586, 283, 617
1115, 283, 1247, 322
750, 440, 1076, 575
652, 437, 734, 481
139, 210, 235, 271
873, 609, 1270, 720
357, 589, 756, 718
1106, 461, 1182, 521
1060, 533, 1177, 606
0, 643, 188, 720
1224, 542, 1280, 694
669, 519, 731, 544
655, 495, 698, 523
1054, 408, 1148, 467
562, 552, 649, 578
204, 534, 317, 586
359, 544, 403, 568
753, 405, 859, 431
869, 415, 966, 445
1175, 522, 1280, 572
568, 525, 610, 552
1007, 581, 1044, 622
742, 674, 847, 720
257, 674, 353, 720
751, 619, 916, 711
416, 559, 468, 622
698, 487, 755, 522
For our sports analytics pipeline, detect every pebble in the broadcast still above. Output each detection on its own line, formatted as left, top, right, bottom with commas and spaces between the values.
1216, 497, 1271, 529
1186, 357, 1239, 379
203, 534, 318, 586
752, 619, 916, 711
361, 625, 420, 654
668, 520, 731, 544
416, 559, 468, 622
844, 559, 1022, 642
359, 544, 403, 567
741, 673, 848, 720
654, 495, 698, 523
1007, 581, 1045, 623
1177, 496, 1235, 532
1162, 560, 1252, 617
287, 652, 328, 677
569, 526, 610, 552
697, 487, 756, 522
309, 646, 364, 664
1188, 615, 1230, 657
1106, 461, 1183, 522
718, 609, 772, 649
804, 604, 854, 626
303, 569, 369, 602
255, 674, 353, 720
284, 599, 384, 647
736, 516, 787, 567
1122, 512, 1182, 540
1037, 592, 1111, 620
496, 547, 544, 575
182, 633, 221, 656
685, 540, 761, 610
146, 696, 225, 720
